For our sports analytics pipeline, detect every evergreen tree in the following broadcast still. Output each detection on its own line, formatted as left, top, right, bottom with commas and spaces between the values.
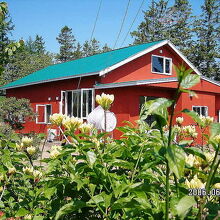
82, 38, 101, 57
0, 4, 14, 73
192, 0, 220, 79
34, 34, 45, 54
72, 42, 83, 60
102, 44, 111, 53
168, 0, 193, 53
131, 0, 170, 44
56, 26, 76, 62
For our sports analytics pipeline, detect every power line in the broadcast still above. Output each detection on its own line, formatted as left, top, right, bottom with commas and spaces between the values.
120, 0, 145, 47
113, 0, 131, 49
90, 0, 103, 42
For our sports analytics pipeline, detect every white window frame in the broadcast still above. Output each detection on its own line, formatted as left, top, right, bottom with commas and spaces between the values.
61, 88, 94, 119
151, 55, 172, 75
192, 106, 208, 116
218, 110, 220, 123
36, 104, 52, 124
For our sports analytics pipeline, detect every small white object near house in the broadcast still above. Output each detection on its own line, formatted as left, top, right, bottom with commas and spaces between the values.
87, 105, 117, 132
47, 129, 57, 142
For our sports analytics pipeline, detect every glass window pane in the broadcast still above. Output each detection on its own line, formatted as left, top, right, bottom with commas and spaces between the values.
67, 91, 72, 116
46, 105, 52, 123
152, 56, 164, 73
77, 91, 81, 118
82, 90, 87, 118
72, 91, 78, 117
165, 59, 171, 73
88, 90, 93, 114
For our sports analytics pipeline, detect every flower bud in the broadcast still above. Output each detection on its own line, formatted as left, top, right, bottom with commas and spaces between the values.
8, 167, 16, 175
185, 154, 195, 167
96, 93, 114, 110
213, 183, 220, 189
79, 122, 93, 134
50, 149, 61, 159
185, 175, 205, 189
33, 170, 42, 179
176, 117, 184, 124
23, 166, 34, 175
62, 116, 83, 131
204, 152, 215, 163
21, 137, 33, 147
213, 134, 220, 144
0, 186, 3, 192
50, 113, 65, 126
0, 174, 4, 182
27, 146, 36, 155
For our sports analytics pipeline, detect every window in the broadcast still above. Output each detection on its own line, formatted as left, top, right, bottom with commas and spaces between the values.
62, 89, 94, 119
36, 104, 52, 124
192, 106, 208, 116
152, 55, 172, 74
140, 96, 157, 125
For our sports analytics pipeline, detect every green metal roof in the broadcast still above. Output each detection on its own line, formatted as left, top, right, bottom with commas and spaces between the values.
1, 40, 164, 89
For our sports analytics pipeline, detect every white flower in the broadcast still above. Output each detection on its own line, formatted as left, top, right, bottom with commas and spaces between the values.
50, 113, 65, 126
8, 167, 16, 175
185, 154, 195, 167
185, 175, 205, 189
50, 149, 61, 159
204, 152, 215, 163
27, 146, 36, 155
23, 166, 34, 175
176, 117, 184, 124
21, 137, 33, 147
79, 122, 93, 134
96, 93, 114, 110
51, 145, 62, 151
213, 134, 220, 144
62, 116, 83, 131
33, 170, 42, 179
213, 183, 220, 189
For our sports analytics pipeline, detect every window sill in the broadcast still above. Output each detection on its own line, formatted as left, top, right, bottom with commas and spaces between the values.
152, 71, 172, 76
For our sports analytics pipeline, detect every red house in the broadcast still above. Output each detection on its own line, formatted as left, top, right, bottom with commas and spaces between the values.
1, 40, 220, 138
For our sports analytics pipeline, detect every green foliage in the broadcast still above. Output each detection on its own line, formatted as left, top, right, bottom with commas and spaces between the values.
0, 36, 53, 86
0, 97, 35, 130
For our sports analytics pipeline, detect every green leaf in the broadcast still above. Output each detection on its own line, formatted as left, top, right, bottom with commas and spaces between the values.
86, 151, 96, 167
33, 216, 44, 220
55, 201, 87, 220
176, 196, 196, 218
182, 109, 203, 125
87, 194, 104, 205
183, 147, 206, 160
166, 145, 185, 179
44, 187, 57, 199
111, 159, 134, 169
15, 208, 29, 217
180, 74, 200, 89
210, 123, 220, 137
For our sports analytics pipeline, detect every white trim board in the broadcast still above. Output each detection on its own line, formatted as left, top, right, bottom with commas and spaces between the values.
94, 77, 178, 89
99, 40, 201, 77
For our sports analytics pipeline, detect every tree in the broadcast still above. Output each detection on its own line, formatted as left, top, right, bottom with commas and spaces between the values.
0, 97, 34, 130
168, 0, 193, 53
34, 34, 46, 54
102, 43, 111, 53
131, 0, 170, 44
0, 1, 14, 74
192, 0, 220, 79
56, 25, 76, 62
0, 37, 53, 86
82, 38, 101, 57
72, 42, 83, 60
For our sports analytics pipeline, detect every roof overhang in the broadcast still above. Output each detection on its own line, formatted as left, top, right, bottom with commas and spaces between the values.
99, 40, 201, 77
0, 71, 99, 90
94, 77, 178, 89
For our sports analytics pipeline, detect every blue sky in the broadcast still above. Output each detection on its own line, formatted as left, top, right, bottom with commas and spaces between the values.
6, 0, 203, 53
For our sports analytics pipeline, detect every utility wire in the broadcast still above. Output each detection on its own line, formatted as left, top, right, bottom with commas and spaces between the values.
120, 0, 145, 47
113, 0, 131, 49
90, 0, 103, 42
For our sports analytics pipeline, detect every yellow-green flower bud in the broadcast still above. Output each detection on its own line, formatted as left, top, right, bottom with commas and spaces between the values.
185, 175, 205, 189
176, 117, 184, 124
96, 93, 114, 110
50, 113, 65, 126
0, 174, 4, 182
0, 186, 3, 192
27, 146, 36, 155
23, 166, 34, 175
8, 167, 16, 175
185, 154, 195, 167
213, 183, 220, 189
204, 152, 215, 163
62, 116, 83, 131
33, 170, 42, 179
21, 137, 33, 147
50, 149, 61, 159
79, 122, 93, 134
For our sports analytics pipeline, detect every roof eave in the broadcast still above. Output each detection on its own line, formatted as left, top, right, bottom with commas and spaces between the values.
0, 71, 100, 90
